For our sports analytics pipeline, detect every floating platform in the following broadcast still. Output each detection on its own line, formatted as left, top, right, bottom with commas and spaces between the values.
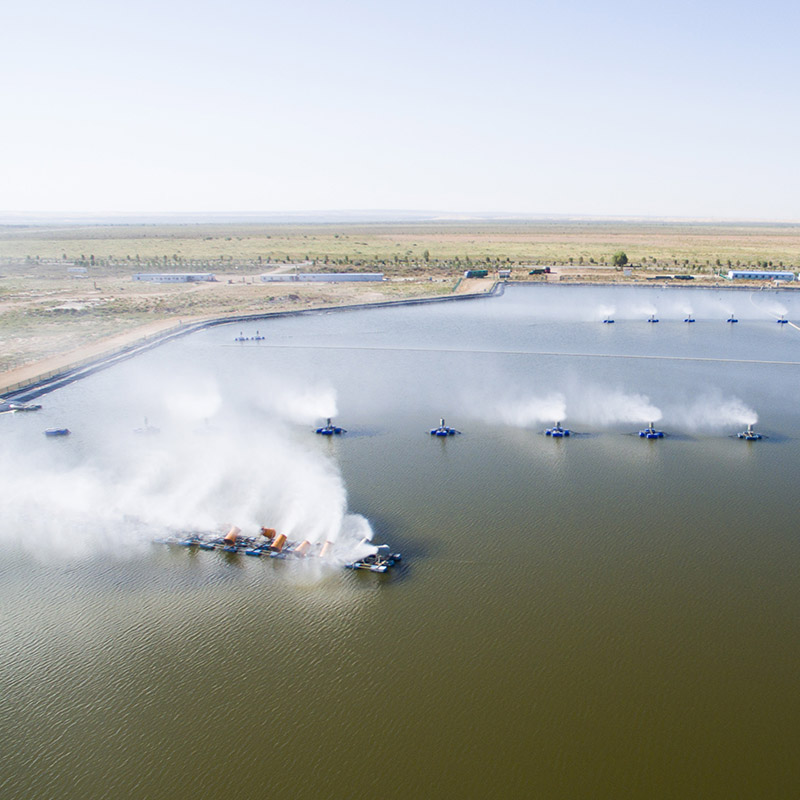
638, 422, 664, 439
602, 318, 615, 324
8, 401, 42, 411
134, 417, 160, 435
316, 417, 346, 435
44, 428, 70, 437
684, 317, 695, 323
430, 418, 460, 436
737, 424, 762, 441
646, 315, 659, 323
545, 421, 570, 437
726, 317, 738, 323
777, 316, 788, 324
345, 548, 402, 573
155, 526, 401, 573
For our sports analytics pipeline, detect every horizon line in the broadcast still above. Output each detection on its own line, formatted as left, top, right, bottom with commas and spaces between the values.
1, 210, 799, 226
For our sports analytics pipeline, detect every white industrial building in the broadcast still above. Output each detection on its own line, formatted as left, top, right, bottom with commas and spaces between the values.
725, 270, 795, 281
132, 273, 217, 283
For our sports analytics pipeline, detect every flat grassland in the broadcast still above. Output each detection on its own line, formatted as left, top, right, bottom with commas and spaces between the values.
3, 219, 800, 267
1, 220, 799, 387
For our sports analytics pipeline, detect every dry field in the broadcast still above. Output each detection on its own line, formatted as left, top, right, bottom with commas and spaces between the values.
1, 220, 798, 389
2, 220, 800, 268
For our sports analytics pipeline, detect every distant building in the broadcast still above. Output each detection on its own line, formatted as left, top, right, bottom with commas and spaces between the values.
132, 273, 216, 283
498, 269, 511, 278
67, 266, 88, 277
725, 270, 795, 281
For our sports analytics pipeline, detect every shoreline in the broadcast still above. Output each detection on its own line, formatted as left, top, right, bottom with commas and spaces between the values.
2, 277, 794, 401
2, 282, 504, 400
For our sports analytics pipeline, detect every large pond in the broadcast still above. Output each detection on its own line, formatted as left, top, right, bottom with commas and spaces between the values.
2, 284, 799, 798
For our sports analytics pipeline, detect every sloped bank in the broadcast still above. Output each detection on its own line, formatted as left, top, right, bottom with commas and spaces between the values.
3, 282, 503, 401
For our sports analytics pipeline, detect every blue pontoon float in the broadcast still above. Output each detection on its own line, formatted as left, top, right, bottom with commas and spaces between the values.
545, 421, 570, 437
430, 418, 460, 436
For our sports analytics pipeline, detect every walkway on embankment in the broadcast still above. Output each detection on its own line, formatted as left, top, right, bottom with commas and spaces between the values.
1, 282, 502, 401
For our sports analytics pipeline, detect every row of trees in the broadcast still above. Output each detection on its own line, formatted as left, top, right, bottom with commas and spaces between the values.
16, 252, 797, 272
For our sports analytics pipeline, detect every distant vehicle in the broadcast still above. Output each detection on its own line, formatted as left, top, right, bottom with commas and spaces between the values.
463, 269, 488, 279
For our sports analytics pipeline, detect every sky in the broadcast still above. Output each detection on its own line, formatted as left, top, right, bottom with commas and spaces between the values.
2, 0, 799, 220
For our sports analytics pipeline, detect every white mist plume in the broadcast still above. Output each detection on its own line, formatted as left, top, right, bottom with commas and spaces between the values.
163, 376, 222, 422
597, 304, 616, 320
1, 398, 366, 561
258, 382, 338, 425
570, 386, 662, 425
496, 393, 567, 427
670, 393, 757, 430
634, 302, 658, 317
765, 302, 788, 318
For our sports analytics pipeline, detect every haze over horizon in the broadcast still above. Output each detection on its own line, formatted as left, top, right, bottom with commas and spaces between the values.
3, 0, 798, 221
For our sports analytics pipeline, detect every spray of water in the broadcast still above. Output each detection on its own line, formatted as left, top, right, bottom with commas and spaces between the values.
597, 304, 616, 321
163, 376, 222, 422
633, 302, 658, 318
669, 393, 757, 430
495, 392, 567, 427
248, 373, 339, 424
0, 382, 371, 563
570, 385, 662, 425
764, 301, 788, 318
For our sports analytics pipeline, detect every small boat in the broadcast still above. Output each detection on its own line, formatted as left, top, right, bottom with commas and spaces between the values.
430, 418, 460, 436
646, 315, 659, 323
345, 547, 402, 573
545, 421, 570, 437
316, 417, 346, 435
737, 423, 762, 441
44, 428, 70, 437
638, 422, 664, 439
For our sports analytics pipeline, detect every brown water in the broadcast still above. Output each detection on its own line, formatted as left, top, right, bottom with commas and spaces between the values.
1, 285, 799, 798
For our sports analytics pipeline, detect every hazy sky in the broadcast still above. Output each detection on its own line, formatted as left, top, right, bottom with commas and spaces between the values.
2, 0, 798, 219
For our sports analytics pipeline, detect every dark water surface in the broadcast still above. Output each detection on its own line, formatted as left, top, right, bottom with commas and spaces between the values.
1, 285, 799, 798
